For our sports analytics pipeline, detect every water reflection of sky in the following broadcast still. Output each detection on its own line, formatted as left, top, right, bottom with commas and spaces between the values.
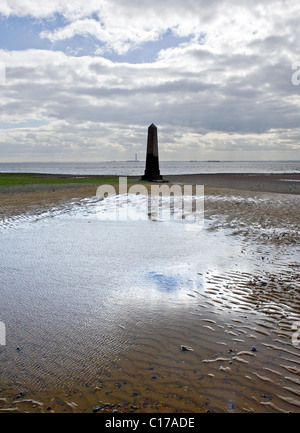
2, 190, 299, 398
147, 272, 183, 292
146, 270, 203, 294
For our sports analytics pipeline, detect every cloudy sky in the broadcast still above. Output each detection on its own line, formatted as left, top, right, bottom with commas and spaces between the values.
0, 0, 300, 162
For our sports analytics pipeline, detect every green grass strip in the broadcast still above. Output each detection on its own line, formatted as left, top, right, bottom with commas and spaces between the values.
0, 173, 124, 187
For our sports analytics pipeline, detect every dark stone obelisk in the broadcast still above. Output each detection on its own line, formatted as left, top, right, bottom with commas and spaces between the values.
142, 123, 163, 181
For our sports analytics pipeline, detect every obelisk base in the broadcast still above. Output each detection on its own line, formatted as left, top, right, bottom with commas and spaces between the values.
141, 169, 163, 181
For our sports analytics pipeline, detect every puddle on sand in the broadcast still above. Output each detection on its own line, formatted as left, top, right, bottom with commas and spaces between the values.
0, 194, 299, 412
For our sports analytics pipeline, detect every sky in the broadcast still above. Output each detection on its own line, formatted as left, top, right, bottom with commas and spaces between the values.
0, 0, 300, 162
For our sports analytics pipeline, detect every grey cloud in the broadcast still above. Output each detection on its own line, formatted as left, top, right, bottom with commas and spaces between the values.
1, 1, 300, 161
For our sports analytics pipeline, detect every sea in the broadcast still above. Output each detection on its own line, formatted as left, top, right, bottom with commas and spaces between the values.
0, 160, 299, 175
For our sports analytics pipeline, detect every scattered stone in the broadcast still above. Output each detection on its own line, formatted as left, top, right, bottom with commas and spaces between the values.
219, 366, 231, 373
251, 346, 258, 352
228, 399, 235, 410
92, 406, 101, 413
262, 394, 272, 401
181, 345, 194, 352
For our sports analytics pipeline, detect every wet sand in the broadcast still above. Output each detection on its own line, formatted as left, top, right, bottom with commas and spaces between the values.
167, 173, 300, 195
0, 172, 299, 223
0, 173, 299, 413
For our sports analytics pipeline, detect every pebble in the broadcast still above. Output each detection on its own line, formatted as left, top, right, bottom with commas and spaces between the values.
181, 345, 194, 352
219, 366, 231, 373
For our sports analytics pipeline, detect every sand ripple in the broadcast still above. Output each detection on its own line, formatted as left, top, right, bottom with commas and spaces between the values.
0, 188, 299, 413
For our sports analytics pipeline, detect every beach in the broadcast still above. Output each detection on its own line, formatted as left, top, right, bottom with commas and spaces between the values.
0, 173, 299, 413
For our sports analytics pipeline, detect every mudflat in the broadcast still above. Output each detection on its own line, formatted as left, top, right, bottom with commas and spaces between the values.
0, 172, 299, 220
0, 172, 299, 413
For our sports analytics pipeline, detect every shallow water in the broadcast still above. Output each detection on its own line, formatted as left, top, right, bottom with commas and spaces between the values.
0, 160, 300, 176
0, 194, 299, 412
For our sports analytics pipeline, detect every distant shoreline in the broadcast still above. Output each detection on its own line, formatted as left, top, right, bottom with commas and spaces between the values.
0, 160, 299, 178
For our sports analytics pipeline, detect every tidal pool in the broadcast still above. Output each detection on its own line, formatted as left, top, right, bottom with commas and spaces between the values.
0, 194, 299, 412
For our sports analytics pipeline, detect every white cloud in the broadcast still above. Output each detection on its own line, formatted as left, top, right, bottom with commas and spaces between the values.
3, 0, 297, 56
0, 0, 101, 19
0, 1, 300, 161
